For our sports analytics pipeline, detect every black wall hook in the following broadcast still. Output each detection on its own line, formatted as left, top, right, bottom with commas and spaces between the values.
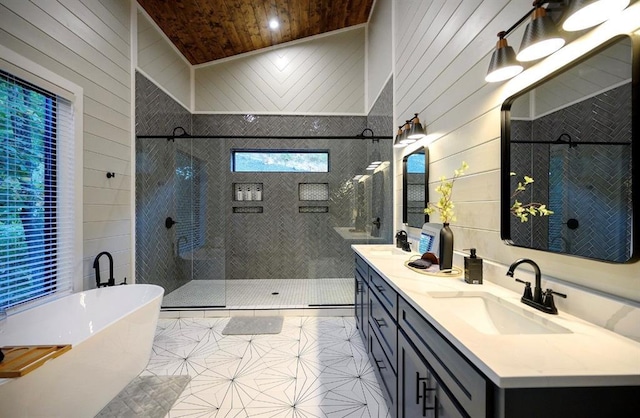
106, 172, 115, 178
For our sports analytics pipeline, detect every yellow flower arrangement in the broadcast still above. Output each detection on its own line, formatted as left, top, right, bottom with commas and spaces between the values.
424, 161, 469, 224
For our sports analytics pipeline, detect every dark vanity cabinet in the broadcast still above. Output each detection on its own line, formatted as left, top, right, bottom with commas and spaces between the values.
355, 253, 488, 418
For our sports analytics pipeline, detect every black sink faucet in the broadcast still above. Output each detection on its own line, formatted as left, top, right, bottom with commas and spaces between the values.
506, 258, 566, 314
506, 258, 542, 303
93, 251, 115, 288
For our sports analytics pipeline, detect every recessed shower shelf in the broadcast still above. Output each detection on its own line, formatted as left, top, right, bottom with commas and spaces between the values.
233, 183, 263, 201
299, 206, 329, 213
233, 206, 263, 214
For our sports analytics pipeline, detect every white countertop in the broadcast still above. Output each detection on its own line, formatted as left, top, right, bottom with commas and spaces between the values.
353, 244, 640, 388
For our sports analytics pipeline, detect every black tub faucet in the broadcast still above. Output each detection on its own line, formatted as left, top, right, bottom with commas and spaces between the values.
93, 251, 115, 288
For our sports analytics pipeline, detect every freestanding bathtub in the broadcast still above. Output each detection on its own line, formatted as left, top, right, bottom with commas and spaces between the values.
0, 284, 163, 418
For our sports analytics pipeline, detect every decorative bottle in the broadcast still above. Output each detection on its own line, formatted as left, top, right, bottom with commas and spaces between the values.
439, 223, 454, 270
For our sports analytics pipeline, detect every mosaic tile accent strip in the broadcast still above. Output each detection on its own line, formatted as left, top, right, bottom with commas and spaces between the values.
142, 316, 391, 417
232, 206, 264, 214
162, 278, 354, 309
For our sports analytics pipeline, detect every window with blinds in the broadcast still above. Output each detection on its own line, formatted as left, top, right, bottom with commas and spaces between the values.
1, 69, 75, 311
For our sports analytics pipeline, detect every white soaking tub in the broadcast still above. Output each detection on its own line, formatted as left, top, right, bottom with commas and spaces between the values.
0, 284, 163, 418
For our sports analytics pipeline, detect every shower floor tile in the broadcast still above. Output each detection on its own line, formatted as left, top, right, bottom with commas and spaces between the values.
162, 278, 354, 309
141, 316, 390, 418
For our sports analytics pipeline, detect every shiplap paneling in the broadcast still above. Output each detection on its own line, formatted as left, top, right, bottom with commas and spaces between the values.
194, 27, 365, 114
392, 0, 640, 301
533, 38, 632, 117
367, 0, 392, 111
137, 8, 190, 109
0, 0, 133, 290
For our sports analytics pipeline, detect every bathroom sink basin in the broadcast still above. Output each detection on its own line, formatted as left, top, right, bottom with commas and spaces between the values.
427, 291, 571, 335
368, 248, 412, 256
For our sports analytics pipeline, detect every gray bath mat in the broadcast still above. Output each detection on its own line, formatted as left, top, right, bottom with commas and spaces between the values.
96, 375, 190, 418
222, 316, 284, 335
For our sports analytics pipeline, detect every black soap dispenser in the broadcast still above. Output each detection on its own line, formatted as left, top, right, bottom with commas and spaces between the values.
464, 248, 483, 284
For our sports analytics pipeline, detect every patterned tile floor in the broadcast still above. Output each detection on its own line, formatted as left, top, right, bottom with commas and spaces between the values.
162, 279, 354, 309
142, 316, 391, 417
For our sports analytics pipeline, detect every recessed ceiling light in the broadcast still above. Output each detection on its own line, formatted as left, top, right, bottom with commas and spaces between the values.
269, 19, 279, 30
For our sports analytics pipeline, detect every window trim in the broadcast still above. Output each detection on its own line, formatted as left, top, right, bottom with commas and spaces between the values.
1, 44, 83, 313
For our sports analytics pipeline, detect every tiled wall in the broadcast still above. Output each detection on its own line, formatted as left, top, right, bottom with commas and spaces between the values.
135, 73, 393, 295
510, 84, 632, 262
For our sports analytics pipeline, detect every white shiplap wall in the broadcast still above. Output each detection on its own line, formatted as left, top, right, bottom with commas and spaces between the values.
194, 27, 366, 114
136, 7, 190, 110
393, 0, 640, 301
0, 0, 133, 290
366, 0, 392, 112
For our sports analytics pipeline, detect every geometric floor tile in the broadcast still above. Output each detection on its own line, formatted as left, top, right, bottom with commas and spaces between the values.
140, 316, 391, 417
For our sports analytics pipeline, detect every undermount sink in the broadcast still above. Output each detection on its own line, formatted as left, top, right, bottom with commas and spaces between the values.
427, 291, 571, 335
369, 248, 412, 256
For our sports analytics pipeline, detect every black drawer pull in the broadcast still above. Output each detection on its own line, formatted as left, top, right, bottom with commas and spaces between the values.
417, 377, 436, 416
375, 285, 385, 292
374, 317, 387, 328
374, 358, 387, 370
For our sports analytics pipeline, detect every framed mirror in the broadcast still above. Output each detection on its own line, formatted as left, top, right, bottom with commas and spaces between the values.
501, 35, 638, 263
403, 147, 429, 228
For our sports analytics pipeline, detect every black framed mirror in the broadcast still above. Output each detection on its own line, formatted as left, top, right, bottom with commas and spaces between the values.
501, 35, 639, 263
403, 147, 429, 228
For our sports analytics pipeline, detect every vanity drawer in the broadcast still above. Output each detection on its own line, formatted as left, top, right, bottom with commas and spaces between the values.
369, 324, 397, 417
369, 292, 397, 371
369, 268, 397, 317
399, 298, 487, 418
355, 254, 368, 280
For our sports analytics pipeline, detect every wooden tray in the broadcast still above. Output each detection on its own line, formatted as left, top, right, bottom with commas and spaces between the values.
0, 345, 71, 378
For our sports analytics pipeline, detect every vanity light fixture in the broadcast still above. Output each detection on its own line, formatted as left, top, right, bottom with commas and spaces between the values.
485, 0, 631, 83
400, 120, 415, 145
394, 126, 407, 148
562, 0, 630, 32
486, 31, 524, 82
516, 2, 565, 62
407, 113, 427, 139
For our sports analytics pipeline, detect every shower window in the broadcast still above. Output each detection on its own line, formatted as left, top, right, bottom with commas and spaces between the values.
231, 150, 329, 172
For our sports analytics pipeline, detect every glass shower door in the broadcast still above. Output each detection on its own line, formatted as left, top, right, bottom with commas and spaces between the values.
135, 137, 226, 308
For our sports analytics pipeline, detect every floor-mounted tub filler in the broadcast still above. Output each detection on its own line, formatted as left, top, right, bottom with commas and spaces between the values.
0, 284, 163, 418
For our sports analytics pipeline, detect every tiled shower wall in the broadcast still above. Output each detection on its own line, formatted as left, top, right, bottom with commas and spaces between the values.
510, 84, 632, 262
135, 72, 393, 294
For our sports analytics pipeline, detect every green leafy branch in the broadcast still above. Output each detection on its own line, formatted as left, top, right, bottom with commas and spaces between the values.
424, 161, 469, 224
510, 172, 554, 222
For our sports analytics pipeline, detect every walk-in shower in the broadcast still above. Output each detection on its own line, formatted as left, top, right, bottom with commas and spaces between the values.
135, 124, 393, 310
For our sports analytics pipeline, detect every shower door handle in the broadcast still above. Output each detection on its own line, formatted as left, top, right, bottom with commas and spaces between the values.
165, 216, 178, 229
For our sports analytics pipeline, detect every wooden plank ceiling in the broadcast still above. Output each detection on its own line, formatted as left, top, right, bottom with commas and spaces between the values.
137, 0, 374, 65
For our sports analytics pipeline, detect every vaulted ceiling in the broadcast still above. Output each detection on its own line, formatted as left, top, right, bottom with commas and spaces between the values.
137, 0, 374, 65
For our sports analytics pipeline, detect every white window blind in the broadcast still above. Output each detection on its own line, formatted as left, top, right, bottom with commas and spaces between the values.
1, 70, 76, 311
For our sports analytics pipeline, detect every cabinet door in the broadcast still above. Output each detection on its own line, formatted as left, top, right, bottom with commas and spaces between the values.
399, 332, 468, 418
399, 333, 437, 418
354, 271, 368, 342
